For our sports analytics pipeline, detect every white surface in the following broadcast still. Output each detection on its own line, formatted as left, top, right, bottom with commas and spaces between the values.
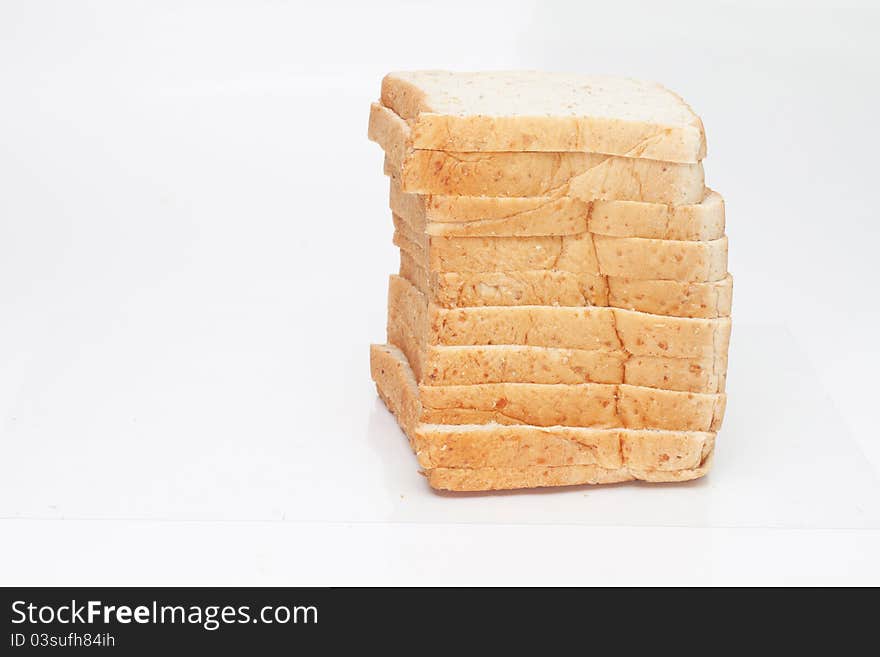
1, 0, 879, 585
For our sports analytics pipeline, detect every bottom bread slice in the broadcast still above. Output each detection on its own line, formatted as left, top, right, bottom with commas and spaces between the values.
425, 459, 713, 492
371, 343, 715, 491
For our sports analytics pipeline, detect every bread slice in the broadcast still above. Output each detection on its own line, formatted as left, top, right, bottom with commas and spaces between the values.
389, 274, 731, 359
419, 382, 725, 432
389, 295, 726, 393
424, 461, 713, 491
370, 343, 714, 490
382, 152, 705, 204
411, 345, 726, 394
412, 424, 715, 471
373, 103, 705, 203
379, 71, 706, 163
394, 213, 728, 282
390, 179, 725, 240
400, 251, 733, 318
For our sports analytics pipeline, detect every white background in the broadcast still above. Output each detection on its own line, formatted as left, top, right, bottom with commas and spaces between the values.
1, 0, 879, 585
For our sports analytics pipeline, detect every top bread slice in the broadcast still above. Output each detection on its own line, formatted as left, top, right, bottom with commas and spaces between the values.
380, 71, 706, 163
371, 103, 705, 203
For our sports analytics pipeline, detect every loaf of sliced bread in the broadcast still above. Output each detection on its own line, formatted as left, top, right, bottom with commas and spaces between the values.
373, 103, 705, 203
379, 71, 706, 162
370, 343, 714, 490
368, 72, 726, 491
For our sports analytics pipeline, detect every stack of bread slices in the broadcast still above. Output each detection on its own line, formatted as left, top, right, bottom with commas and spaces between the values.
368, 71, 731, 492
